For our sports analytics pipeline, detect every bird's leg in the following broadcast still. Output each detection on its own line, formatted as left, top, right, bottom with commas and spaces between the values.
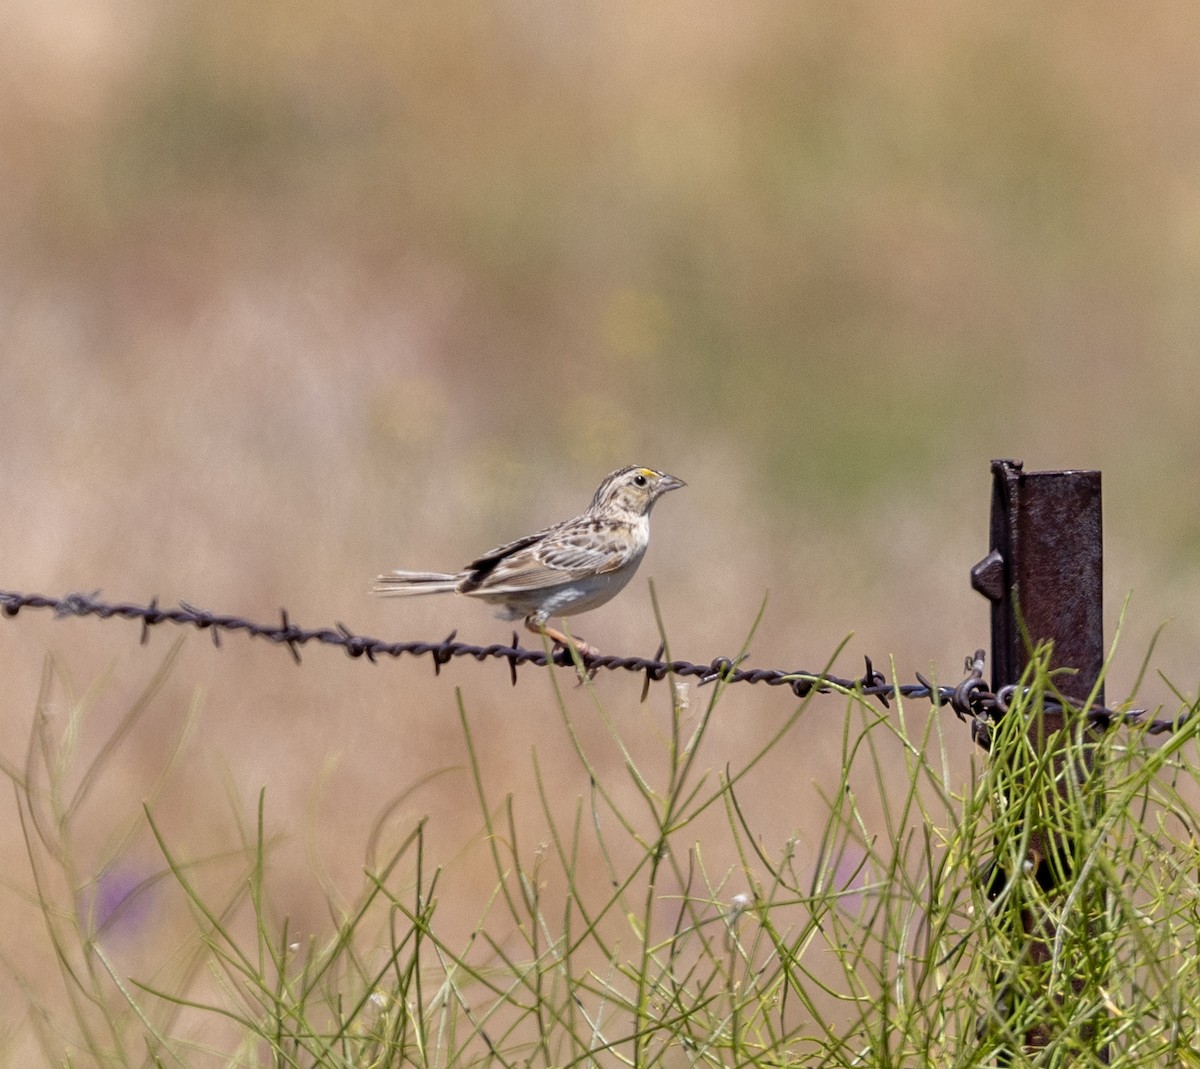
525, 616, 600, 662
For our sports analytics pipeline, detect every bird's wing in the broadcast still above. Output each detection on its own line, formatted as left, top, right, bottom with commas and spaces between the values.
457, 531, 548, 593
460, 523, 634, 595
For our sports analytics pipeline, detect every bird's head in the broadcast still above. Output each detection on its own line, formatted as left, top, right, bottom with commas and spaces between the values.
589, 466, 685, 520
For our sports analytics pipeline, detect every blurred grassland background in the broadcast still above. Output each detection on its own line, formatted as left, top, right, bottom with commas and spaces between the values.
3, 0, 1200, 1051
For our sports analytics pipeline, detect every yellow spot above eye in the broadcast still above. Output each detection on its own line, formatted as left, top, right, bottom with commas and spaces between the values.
638, 468, 655, 479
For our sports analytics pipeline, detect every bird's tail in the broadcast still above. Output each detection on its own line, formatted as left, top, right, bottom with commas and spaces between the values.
372, 571, 461, 597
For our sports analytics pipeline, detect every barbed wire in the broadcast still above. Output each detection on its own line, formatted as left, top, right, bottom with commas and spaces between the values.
0, 588, 1187, 737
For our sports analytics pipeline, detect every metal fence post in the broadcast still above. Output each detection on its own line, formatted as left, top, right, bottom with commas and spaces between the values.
970, 459, 1108, 1059
971, 459, 1104, 708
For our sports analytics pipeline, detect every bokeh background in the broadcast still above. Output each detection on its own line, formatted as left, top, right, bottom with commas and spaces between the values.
3, 0, 1200, 1053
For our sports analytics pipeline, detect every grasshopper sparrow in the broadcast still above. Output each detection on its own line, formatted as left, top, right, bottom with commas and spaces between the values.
373, 466, 684, 658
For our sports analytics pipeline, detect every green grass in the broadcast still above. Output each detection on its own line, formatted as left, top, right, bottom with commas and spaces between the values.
5, 631, 1200, 1067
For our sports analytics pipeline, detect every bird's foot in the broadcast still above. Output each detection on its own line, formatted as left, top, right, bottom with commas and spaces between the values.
529, 620, 600, 678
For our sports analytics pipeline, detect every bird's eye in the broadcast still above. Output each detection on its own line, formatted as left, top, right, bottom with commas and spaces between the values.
633, 473, 648, 487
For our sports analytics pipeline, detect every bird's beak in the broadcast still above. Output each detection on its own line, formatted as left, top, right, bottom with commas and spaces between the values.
658, 473, 686, 493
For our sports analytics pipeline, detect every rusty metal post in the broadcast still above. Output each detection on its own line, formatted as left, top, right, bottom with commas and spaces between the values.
970, 459, 1108, 1060
971, 458, 1104, 707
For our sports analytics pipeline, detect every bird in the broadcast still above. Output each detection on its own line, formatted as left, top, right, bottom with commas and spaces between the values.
373, 465, 685, 659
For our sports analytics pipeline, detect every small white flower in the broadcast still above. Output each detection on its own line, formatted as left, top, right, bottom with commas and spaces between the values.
673, 681, 689, 713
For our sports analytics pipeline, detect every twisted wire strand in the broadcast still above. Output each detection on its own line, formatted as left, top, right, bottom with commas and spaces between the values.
0, 588, 1181, 735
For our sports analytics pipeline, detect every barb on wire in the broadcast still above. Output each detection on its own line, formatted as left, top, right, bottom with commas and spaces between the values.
0, 589, 1179, 734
